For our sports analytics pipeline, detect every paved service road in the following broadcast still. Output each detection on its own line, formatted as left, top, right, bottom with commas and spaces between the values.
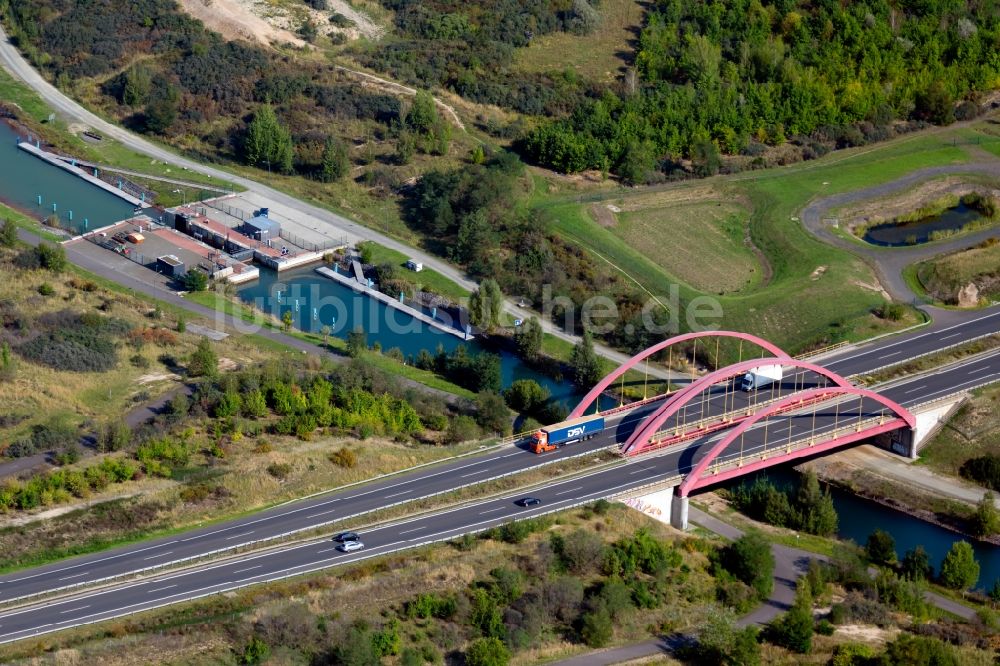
2, 350, 999, 642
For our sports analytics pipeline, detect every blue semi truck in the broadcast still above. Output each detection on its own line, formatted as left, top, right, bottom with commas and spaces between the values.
530, 415, 606, 453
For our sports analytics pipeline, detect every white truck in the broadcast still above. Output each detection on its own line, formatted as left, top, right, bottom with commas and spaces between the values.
740, 365, 783, 391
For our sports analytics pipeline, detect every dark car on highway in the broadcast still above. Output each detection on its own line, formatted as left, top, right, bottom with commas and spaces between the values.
515, 497, 541, 507
332, 531, 360, 543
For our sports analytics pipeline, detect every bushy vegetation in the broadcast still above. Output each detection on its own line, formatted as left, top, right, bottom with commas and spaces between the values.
0, 0, 412, 178
0, 456, 138, 511
520, 0, 999, 179
404, 153, 670, 348
728, 471, 838, 536
9, 309, 132, 373
960, 454, 1000, 491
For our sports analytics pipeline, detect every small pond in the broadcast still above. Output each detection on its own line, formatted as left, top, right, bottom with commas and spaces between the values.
863, 203, 986, 247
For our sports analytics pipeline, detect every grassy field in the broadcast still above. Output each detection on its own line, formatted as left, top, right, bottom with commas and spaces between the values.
919, 384, 1000, 476
612, 197, 760, 294
915, 240, 1000, 303
513, 0, 644, 83
533, 126, 998, 355
362, 241, 470, 301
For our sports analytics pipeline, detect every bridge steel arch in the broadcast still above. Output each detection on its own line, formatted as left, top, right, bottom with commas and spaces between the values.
622, 357, 855, 456
568, 331, 793, 419
677, 386, 915, 497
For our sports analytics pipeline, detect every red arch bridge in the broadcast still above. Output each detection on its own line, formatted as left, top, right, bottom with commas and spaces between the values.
535, 331, 918, 530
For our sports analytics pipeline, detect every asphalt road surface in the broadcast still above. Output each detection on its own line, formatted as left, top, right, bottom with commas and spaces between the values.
2, 350, 999, 642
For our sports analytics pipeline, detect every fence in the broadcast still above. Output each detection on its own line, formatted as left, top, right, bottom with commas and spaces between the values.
278, 229, 346, 253
204, 200, 249, 221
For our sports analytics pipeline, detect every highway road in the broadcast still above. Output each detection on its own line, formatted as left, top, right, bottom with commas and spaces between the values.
0, 315, 996, 607
2, 350, 1000, 643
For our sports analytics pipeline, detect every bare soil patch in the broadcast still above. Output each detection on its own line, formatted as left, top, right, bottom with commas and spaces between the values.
175, 0, 304, 47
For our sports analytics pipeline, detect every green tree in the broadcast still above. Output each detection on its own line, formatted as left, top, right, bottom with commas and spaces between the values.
865, 529, 897, 566
244, 104, 294, 174
144, 83, 178, 134
35, 242, 67, 272
346, 327, 367, 357
122, 64, 152, 107
469, 279, 503, 332
465, 637, 509, 666
901, 546, 933, 581
99, 420, 132, 453
474, 391, 511, 436
503, 379, 549, 413
0, 342, 16, 382
722, 531, 774, 600
241, 635, 270, 665
282, 310, 294, 332
0, 218, 17, 247
242, 389, 268, 418
695, 607, 760, 666
766, 583, 813, 654
796, 470, 838, 536
514, 316, 543, 360
570, 331, 603, 390
176, 316, 186, 333
406, 91, 438, 134
970, 492, 1000, 537
580, 604, 613, 647
938, 540, 980, 591
183, 269, 208, 291
188, 338, 218, 378
320, 136, 349, 182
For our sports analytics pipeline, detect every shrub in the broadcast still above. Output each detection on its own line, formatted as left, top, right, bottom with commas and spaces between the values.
865, 529, 897, 566
241, 635, 270, 665
815, 619, 834, 636
551, 528, 606, 574
960, 455, 1000, 491
579, 604, 613, 647
99, 420, 132, 452
446, 415, 481, 443
328, 446, 357, 468
719, 531, 774, 600
465, 637, 509, 666
37, 282, 54, 296
938, 540, 979, 591
187, 338, 218, 378
266, 462, 292, 479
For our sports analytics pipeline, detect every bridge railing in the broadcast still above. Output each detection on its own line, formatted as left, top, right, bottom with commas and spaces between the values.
630, 390, 843, 458
696, 414, 904, 481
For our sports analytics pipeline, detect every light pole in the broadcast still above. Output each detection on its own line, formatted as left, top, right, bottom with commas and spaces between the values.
172, 188, 187, 205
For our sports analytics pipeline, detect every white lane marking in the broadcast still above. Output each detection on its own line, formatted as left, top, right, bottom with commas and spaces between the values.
909, 374, 998, 403
144, 551, 173, 561
316, 547, 340, 554
940, 333, 961, 340
459, 471, 483, 478
903, 385, 926, 395
384, 490, 410, 499
5, 540, 179, 584
554, 486, 584, 496
232, 565, 261, 574
498, 452, 522, 458
60, 606, 89, 614
831, 308, 1000, 363
479, 507, 504, 514
147, 585, 177, 594
58, 572, 89, 581
306, 509, 338, 519
969, 366, 991, 375
878, 351, 902, 359
399, 527, 425, 535
224, 531, 254, 541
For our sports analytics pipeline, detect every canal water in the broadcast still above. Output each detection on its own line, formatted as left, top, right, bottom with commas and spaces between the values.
863, 203, 984, 247
733, 468, 1000, 591
237, 264, 598, 408
0, 122, 134, 233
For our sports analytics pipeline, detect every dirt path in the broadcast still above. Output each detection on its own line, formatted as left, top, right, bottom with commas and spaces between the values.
332, 65, 466, 131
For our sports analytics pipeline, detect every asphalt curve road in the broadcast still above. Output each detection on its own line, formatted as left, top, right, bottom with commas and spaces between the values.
2, 350, 1000, 642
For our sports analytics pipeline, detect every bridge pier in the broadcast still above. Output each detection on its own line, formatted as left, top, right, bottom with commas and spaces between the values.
670, 493, 689, 531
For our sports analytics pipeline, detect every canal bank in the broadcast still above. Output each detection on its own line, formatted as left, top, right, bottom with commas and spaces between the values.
0, 122, 134, 233
721, 465, 1000, 591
